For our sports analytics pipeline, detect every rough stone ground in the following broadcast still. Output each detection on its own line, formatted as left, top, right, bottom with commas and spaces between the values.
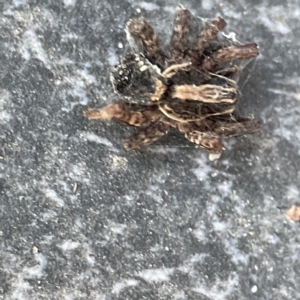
1, 0, 300, 299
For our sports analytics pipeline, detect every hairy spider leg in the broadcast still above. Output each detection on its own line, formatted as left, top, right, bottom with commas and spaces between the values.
124, 120, 171, 151
213, 119, 261, 136
84, 103, 161, 126
202, 43, 259, 71
215, 66, 241, 79
170, 6, 191, 62
190, 17, 227, 65
194, 113, 261, 136
178, 123, 224, 153
127, 18, 166, 68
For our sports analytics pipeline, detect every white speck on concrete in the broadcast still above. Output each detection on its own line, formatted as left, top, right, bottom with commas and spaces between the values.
137, 2, 160, 11
23, 253, 47, 279
80, 131, 119, 153
22, 28, 52, 68
136, 268, 174, 282
63, 0, 77, 7
59, 240, 80, 252
43, 188, 65, 207
111, 279, 140, 294
201, 0, 214, 10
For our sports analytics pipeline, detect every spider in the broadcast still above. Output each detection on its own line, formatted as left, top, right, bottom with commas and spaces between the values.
84, 6, 261, 154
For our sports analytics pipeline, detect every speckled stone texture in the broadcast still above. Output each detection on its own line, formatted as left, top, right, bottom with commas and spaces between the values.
1, 0, 300, 299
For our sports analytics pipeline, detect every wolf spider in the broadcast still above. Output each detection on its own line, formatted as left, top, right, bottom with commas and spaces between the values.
84, 6, 261, 153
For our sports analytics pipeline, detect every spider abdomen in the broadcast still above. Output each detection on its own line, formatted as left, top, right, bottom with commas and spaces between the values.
169, 84, 238, 104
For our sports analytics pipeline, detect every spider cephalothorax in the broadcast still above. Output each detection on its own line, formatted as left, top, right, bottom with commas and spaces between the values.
84, 6, 261, 153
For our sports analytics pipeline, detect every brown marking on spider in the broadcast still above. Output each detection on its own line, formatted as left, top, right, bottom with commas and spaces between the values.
190, 16, 227, 66
126, 18, 166, 68
171, 6, 191, 61
84, 103, 160, 126
84, 6, 261, 154
169, 84, 238, 104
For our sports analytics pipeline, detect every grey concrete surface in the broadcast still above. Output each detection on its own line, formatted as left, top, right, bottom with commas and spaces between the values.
1, 0, 300, 299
